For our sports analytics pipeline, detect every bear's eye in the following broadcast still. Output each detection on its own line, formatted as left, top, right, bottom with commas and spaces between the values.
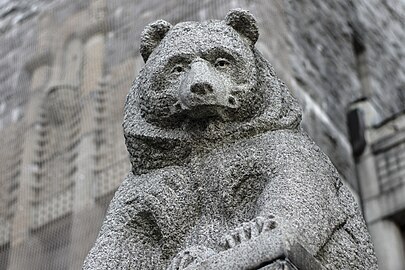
171, 65, 185, 74
215, 58, 230, 68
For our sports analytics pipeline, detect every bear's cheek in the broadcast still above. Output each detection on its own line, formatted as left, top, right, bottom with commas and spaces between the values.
140, 91, 179, 121
221, 60, 256, 87
151, 70, 184, 93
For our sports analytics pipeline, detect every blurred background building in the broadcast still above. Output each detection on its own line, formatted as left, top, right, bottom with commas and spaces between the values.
0, 0, 404, 269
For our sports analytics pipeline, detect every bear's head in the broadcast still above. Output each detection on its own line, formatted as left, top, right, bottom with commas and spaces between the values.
124, 9, 302, 174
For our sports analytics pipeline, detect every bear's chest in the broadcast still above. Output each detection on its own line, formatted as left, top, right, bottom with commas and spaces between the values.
182, 138, 277, 248
191, 138, 276, 221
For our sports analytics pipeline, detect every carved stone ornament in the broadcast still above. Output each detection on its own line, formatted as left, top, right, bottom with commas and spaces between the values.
83, 9, 378, 270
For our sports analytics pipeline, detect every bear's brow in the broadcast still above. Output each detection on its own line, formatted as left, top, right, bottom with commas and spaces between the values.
163, 47, 240, 67
165, 53, 194, 66
201, 47, 238, 62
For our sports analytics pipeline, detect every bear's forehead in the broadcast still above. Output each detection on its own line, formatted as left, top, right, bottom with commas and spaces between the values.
152, 21, 253, 62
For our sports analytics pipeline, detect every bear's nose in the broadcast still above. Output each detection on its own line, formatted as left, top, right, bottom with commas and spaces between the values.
190, 82, 214, 96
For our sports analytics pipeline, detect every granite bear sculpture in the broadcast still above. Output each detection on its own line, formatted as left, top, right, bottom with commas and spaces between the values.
83, 9, 378, 270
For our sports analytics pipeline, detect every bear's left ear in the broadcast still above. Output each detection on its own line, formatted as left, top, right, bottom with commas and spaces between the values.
225, 9, 259, 47
140, 19, 172, 62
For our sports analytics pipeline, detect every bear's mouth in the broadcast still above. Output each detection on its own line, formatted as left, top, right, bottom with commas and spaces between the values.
171, 100, 239, 122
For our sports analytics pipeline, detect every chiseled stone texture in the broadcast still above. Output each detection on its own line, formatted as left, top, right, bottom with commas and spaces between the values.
83, 10, 378, 270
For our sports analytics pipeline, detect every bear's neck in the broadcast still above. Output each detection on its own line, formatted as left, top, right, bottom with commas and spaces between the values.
128, 114, 300, 175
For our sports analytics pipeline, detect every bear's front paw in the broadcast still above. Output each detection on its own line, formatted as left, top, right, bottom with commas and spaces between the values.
220, 215, 277, 249
166, 246, 216, 270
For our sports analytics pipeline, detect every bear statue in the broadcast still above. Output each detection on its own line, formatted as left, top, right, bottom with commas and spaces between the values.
83, 9, 378, 270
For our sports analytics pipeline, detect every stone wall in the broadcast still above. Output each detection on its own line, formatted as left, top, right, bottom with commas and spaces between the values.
0, 0, 404, 269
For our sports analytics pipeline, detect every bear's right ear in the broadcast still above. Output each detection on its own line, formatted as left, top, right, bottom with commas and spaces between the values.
140, 20, 172, 62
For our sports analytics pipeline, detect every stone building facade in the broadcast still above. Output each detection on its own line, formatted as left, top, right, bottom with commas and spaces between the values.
0, 0, 403, 269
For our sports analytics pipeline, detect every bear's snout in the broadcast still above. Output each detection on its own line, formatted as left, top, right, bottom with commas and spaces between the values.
178, 60, 239, 118
190, 82, 214, 96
